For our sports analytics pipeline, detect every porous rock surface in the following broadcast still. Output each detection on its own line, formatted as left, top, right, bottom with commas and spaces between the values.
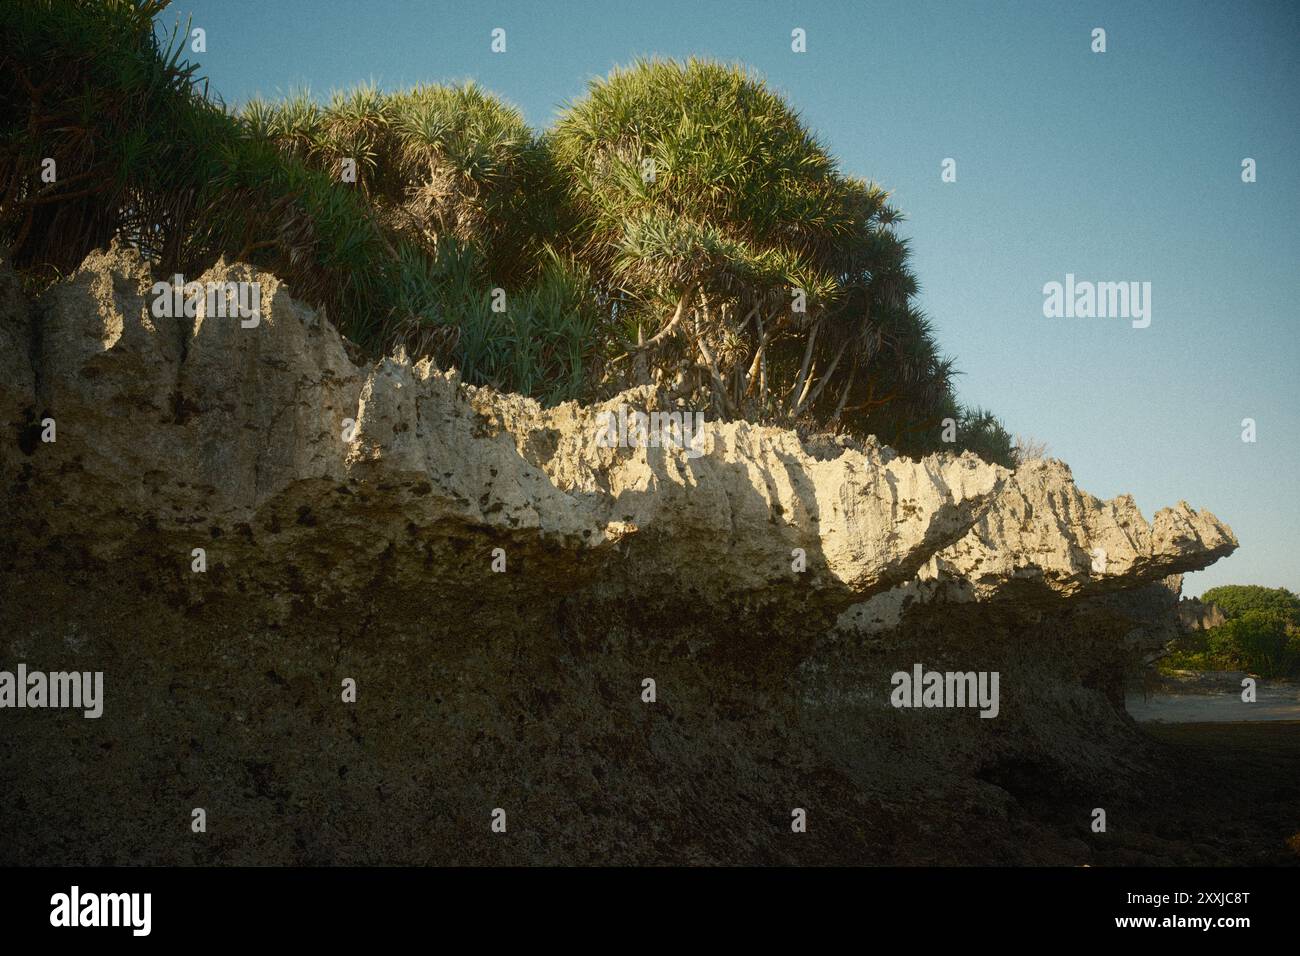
0, 245, 1236, 864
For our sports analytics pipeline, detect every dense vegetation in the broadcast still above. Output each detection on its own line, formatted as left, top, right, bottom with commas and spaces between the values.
1164, 586, 1300, 679
1, 0, 1017, 464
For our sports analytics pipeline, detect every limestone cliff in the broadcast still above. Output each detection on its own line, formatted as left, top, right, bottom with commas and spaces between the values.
0, 245, 1237, 864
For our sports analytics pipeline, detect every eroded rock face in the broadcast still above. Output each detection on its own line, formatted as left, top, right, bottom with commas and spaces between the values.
0, 246, 1236, 864
1177, 596, 1228, 631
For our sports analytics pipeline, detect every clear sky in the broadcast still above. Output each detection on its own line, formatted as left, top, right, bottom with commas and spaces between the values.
163, 0, 1298, 596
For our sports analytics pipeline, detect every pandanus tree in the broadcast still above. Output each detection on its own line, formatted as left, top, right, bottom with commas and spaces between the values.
240, 82, 561, 289
1, 3, 1017, 465
0, 0, 409, 350
548, 57, 961, 445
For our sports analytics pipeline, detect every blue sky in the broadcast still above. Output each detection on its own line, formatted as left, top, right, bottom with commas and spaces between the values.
165, 0, 1299, 595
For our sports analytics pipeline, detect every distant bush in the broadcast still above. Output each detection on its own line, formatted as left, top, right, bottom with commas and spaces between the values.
1011, 434, 1050, 466
1200, 585, 1300, 624
1219, 611, 1298, 678
1163, 586, 1300, 678
1160, 642, 1213, 673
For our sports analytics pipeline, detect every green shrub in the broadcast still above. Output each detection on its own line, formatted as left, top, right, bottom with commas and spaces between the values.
1164, 609, 1300, 678
1200, 585, 1300, 624
0, 0, 598, 402
548, 56, 1009, 463
242, 81, 561, 289
1, 3, 1020, 457
1159, 650, 1212, 672
1220, 611, 1297, 678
